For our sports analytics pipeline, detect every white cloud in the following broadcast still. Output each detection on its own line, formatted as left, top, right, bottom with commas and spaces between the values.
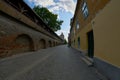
28, 0, 76, 14
57, 0, 76, 14
29, 0, 55, 7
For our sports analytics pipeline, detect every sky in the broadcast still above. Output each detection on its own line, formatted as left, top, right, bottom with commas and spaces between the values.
24, 0, 77, 41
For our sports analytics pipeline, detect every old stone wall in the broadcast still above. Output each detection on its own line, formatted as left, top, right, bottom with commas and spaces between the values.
0, 11, 60, 58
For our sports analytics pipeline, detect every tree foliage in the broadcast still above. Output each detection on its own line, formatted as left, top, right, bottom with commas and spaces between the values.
33, 6, 63, 31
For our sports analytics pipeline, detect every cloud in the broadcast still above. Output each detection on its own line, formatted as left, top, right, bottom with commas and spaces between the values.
28, 0, 76, 14
29, 0, 55, 7
57, 0, 76, 14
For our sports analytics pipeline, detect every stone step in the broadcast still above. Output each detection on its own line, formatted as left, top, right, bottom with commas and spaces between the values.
81, 57, 93, 67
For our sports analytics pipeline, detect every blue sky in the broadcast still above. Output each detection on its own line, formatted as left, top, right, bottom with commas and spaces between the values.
24, 0, 77, 41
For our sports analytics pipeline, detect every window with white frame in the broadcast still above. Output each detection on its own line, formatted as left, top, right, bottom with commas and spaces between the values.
76, 20, 80, 29
82, 2, 89, 18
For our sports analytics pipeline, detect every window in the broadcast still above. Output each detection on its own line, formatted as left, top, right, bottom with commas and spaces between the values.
78, 37, 80, 48
76, 21, 80, 29
82, 2, 89, 18
74, 40, 75, 45
71, 29, 74, 36
74, 28, 75, 35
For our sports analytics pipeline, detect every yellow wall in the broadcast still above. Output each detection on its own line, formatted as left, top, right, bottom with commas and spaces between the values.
93, 0, 120, 67
78, 23, 92, 51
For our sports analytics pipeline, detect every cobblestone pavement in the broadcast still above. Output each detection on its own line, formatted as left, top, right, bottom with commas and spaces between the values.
0, 45, 106, 80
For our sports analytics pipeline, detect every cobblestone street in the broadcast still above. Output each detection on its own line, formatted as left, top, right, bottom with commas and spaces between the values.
0, 45, 106, 80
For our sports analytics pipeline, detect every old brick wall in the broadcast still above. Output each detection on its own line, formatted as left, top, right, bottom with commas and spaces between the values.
0, 12, 59, 58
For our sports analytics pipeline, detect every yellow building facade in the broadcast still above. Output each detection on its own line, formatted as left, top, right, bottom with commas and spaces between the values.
69, 0, 120, 79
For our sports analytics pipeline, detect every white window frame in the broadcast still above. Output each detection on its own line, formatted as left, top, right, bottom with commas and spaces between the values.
82, 2, 89, 18
76, 20, 80, 29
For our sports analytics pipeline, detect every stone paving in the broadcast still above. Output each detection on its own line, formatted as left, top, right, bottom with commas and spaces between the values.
0, 45, 107, 80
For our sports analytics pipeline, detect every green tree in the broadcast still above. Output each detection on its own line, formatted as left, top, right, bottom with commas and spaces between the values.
33, 6, 63, 31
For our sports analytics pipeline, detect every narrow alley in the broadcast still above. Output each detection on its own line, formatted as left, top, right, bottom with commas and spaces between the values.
0, 45, 107, 80
0, 0, 120, 80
